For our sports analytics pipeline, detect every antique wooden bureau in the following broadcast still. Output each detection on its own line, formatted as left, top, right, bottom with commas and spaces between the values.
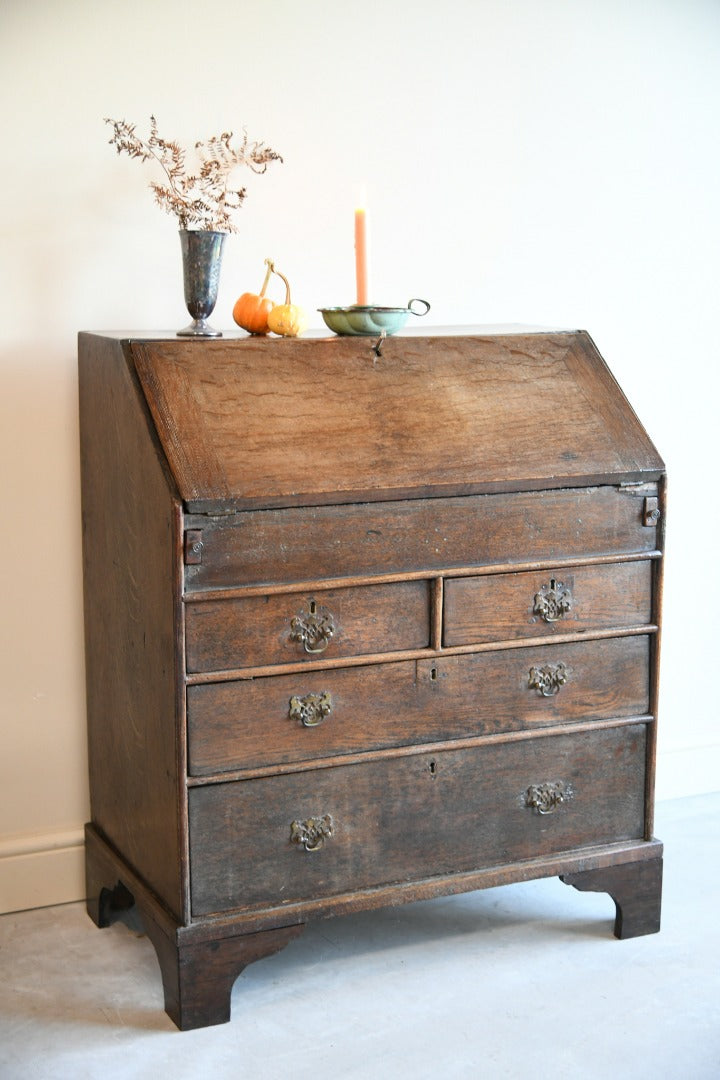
79, 328, 665, 1030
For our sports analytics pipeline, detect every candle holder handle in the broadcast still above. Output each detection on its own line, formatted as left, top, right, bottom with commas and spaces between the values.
407, 298, 431, 316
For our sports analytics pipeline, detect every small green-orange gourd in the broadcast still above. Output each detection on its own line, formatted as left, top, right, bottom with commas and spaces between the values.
267, 265, 307, 337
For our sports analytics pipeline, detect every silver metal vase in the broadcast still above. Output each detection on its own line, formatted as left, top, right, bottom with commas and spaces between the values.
177, 229, 226, 337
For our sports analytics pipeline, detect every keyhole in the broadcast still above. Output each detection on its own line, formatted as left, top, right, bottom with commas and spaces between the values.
429, 760, 436, 776
309, 600, 317, 615
430, 666, 438, 681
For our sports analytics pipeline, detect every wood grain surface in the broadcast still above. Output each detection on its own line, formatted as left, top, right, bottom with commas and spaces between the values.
187, 635, 650, 775
79, 335, 185, 918
184, 485, 659, 592
189, 724, 647, 915
131, 332, 664, 511
443, 559, 653, 645
185, 580, 430, 673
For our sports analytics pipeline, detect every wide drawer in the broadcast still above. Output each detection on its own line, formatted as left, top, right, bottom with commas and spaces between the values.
185, 580, 430, 673
187, 635, 651, 775
444, 560, 653, 646
184, 485, 659, 591
189, 724, 648, 915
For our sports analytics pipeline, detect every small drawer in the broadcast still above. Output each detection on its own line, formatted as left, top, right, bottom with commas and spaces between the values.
187, 635, 650, 775
443, 560, 653, 647
185, 580, 430, 674
189, 724, 647, 915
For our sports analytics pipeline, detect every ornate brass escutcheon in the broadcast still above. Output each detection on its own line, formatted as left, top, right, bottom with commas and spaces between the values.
524, 781, 573, 815
533, 577, 572, 623
288, 691, 333, 728
290, 815, 334, 852
289, 600, 336, 654
528, 661, 568, 697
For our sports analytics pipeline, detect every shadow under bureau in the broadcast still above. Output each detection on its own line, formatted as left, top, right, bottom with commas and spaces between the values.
79, 329, 665, 1030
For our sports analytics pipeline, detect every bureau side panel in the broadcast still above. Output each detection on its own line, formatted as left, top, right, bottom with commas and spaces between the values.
79, 334, 184, 919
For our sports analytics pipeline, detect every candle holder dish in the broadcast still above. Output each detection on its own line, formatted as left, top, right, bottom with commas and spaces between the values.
319, 299, 430, 336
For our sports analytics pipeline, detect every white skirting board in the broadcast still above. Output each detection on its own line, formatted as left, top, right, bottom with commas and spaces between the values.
0, 829, 84, 915
0, 742, 718, 914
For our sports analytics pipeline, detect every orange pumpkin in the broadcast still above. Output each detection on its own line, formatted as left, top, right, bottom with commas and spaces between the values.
232, 259, 275, 334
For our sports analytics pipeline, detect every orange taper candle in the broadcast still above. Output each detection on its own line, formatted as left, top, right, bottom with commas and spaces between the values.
354, 207, 368, 305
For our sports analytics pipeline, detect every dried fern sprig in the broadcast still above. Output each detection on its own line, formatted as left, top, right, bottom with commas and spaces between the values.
104, 116, 283, 233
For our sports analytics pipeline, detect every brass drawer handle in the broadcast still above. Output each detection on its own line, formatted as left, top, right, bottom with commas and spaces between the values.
524, 781, 573, 815
528, 661, 568, 696
290, 815, 334, 852
289, 600, 335, 654
533, 578, 572, 623
289, 691, 333, 727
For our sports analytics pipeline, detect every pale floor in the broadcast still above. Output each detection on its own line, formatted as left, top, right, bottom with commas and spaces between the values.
1, 793, 718, 1080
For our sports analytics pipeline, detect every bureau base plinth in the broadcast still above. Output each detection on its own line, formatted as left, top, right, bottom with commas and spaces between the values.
85, 824, 663, 1031
141, 919, 306, 1031
85, 825, 306, 1031
561, 853, 663, 938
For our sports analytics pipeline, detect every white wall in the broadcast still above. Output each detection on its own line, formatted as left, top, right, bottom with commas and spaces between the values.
1, 0, 718, 913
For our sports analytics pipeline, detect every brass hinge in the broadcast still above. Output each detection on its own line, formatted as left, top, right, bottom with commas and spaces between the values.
184, 529, 204, 565
643, 497, 661, 528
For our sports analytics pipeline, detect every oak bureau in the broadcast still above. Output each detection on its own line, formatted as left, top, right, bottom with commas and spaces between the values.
79, 329, 665, 1030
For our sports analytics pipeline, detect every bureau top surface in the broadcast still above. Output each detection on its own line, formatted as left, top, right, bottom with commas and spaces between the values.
84, 330, 664, 511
